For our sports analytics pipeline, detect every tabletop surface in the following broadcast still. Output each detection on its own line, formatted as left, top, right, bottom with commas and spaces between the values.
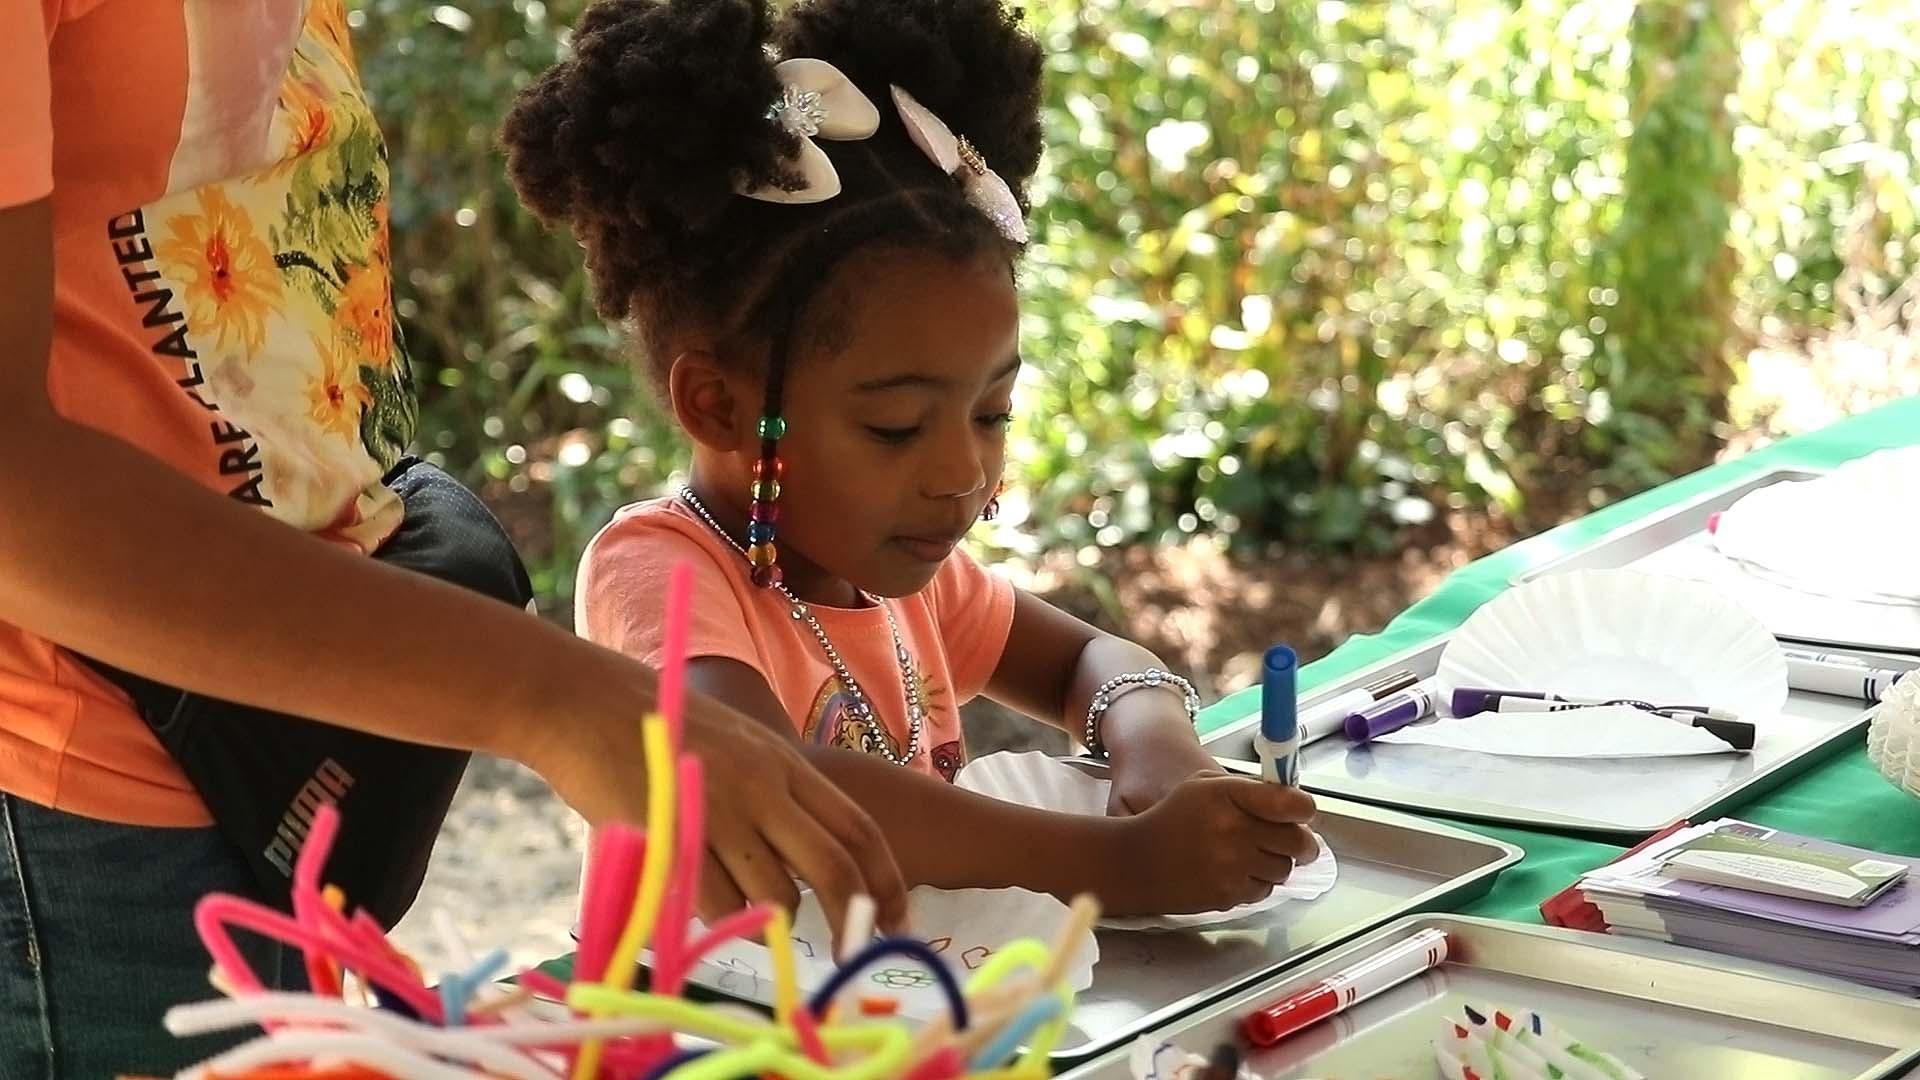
1193, 396, 1920, 923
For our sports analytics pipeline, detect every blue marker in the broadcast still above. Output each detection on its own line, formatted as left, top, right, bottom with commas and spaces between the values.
1257, 645, 1300, 786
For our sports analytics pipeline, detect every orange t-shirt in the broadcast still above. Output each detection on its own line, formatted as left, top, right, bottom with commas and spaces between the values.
0, 0, 413, 826
579, 500, 1017, 783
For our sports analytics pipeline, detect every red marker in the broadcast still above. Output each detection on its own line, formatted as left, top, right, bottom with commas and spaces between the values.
1240, 928, 1450, 1047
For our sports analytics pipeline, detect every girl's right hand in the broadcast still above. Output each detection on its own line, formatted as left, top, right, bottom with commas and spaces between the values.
1103, 773, 1319, 916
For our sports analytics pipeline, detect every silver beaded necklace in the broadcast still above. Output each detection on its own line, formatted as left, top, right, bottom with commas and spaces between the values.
677, 487, 925, 766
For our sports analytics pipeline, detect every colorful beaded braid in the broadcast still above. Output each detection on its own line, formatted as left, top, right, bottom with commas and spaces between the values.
748, 314, 795, 587
747, 419, 786, 587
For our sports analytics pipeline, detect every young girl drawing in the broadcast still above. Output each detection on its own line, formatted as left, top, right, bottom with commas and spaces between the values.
504, 0, 1318, 916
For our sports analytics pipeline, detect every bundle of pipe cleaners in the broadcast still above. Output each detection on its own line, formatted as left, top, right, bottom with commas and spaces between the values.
149, 563, 1093, 1080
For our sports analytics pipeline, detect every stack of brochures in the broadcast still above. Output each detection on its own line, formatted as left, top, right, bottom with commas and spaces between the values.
1573, 819, 1920, 993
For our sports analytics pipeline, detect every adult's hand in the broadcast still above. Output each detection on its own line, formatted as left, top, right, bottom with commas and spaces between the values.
522, 673, 909, 941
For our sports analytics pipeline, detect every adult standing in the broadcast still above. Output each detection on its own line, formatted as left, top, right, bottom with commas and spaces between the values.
0, 1, 905, 1072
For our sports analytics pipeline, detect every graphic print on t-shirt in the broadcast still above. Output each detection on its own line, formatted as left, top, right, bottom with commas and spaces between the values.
0, 0, 428, 825
105, 0, 414, 548
802, 668, 960, 780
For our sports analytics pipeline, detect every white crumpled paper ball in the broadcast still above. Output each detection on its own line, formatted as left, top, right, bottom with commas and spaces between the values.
1866, 674, 1920, 798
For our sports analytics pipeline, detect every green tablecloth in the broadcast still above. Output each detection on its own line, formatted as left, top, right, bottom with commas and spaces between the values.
1198, 395, 1920, 922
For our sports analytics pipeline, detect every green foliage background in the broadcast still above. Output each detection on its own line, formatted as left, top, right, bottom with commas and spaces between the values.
350, 0, 1920, 611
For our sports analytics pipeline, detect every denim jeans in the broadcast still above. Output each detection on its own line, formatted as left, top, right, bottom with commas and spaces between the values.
0, 794, 296, 1078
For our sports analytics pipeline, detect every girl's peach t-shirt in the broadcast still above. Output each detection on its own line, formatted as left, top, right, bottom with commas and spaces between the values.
578, 500, 1017, 782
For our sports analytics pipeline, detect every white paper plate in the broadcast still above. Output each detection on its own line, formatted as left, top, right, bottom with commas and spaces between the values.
1867, 675, 1920, 800
955, 751, 1337, 931
1711, 448, 1920, 605
667, 884, 1097, 1021
1632, 536, 1920, 654
1437, 568, 1788, 730
1129, 1036, 1259, 1080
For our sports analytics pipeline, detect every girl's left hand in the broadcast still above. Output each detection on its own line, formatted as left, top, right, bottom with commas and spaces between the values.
1105, 740, 1226, 816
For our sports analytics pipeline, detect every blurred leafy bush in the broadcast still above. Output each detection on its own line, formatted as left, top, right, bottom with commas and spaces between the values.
351, 0, 1920, 612
352, 0, 674, 605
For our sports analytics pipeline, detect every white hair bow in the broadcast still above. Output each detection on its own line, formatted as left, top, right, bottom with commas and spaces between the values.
736, 60, 1029, 244
890, 85, 1028, 245
736, 58, 881, 204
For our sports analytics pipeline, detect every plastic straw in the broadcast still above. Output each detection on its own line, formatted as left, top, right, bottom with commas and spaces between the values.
575, 825, 645, 985
604, 715, 679, 990
790, 1003, 830, 1065
967, 996, 1063, 1070
807, 938, 967, 1028
766, 905, 801, 1023
665, 906, 775, 994
179, 1030, 507, 1080
651, 756, 706, 990
576, 711, 679, 1080
193, 893, 440, 1022
839, 894, 877, 963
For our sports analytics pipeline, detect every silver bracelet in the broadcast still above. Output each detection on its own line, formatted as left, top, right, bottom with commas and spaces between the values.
1082, 669, 1201, 759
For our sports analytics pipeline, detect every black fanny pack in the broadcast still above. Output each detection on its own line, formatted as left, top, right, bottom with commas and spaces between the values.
77, 459, 533, 928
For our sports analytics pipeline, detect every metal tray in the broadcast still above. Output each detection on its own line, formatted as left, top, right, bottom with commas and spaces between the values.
1514, 466, 1920, 655
1047, 797, 1521, 1065
1056, 915, 1920, 1080
1199, 632, 1915, 838
1197, 467, 1920, 838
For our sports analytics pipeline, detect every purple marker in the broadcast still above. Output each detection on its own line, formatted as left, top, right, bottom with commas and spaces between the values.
1344, 684, 1438, 743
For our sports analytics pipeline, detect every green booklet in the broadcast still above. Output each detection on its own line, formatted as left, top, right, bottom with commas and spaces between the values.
1660, 828, 1909, 907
